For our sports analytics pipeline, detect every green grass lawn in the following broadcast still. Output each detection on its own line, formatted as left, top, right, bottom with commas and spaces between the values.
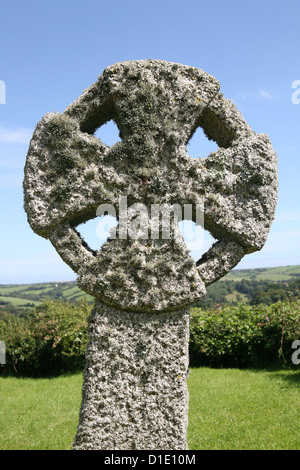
0, 367, 299, 450
0, 373, 82, 450
188, 368, 300, 450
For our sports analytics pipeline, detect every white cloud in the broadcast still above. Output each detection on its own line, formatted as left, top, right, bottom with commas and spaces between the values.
259, 88, 273, 99
237, 88, 275, 101
0, 126, 33, 145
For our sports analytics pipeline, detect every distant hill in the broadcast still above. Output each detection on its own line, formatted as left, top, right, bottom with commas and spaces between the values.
1, 265, 300, 315
222, 265, 300, 282
0, 281, 93, 316
200, 265, 300, 309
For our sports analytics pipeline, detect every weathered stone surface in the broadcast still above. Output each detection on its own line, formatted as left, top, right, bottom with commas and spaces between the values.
23, 59, 278, 312
73, 301, 190, 450
23, 60, 278, 450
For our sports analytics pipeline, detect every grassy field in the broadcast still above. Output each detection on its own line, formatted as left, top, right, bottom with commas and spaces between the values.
0, 367, 299, 450
225, 292, 248, 303
188, 368, 300, 450
0, 296, 41, 307
223, 265, 300, 282
0, 282, 93, 313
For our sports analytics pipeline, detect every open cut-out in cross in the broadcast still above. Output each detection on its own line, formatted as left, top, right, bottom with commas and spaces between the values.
24, 60, 278, 312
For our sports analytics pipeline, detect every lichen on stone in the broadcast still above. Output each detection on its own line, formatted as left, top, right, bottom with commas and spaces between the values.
23, 60, 278, 313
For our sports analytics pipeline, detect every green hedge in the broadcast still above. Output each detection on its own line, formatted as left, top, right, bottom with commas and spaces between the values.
189, 300, 300, 368
0, 299, 91, 376
0, 299, 299, 376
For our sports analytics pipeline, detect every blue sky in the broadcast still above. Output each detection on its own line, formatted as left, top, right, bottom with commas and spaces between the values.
0, 0, 299, 283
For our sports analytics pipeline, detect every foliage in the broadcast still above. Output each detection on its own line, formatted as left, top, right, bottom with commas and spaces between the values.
189, 300, 300, 368
0, 299, 91, 376
1, 297, 300, 376
195, 277, 300, 309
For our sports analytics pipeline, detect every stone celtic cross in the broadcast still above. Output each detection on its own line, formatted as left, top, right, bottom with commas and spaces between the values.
23, 60, 278, 450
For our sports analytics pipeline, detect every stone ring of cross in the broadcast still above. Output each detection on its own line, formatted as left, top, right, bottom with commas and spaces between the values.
24, 60, 278, 312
